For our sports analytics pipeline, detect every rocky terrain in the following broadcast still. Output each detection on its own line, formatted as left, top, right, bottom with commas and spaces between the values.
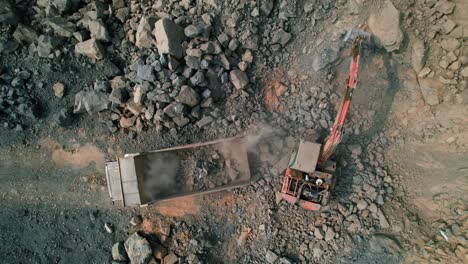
0, 0, 467, 264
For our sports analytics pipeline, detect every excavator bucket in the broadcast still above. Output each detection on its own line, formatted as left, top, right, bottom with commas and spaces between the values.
343, 28, 371, 46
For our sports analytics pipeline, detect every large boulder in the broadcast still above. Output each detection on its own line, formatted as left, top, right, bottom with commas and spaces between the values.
73, 90, 110, 114
124, 233, 153, 264
136, 16, 157, 48
75, 38, 105, 59
153, 18, 185, 59
368, 0, 403, 52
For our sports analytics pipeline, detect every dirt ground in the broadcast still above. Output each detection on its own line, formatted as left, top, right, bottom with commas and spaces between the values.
0, 0, 467, 263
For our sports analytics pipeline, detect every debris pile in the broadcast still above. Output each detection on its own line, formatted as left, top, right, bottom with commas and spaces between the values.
0, 68, 39, 130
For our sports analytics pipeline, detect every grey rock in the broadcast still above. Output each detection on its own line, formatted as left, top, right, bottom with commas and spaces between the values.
112, 242, 129, 262
196, 115, 213, 127
136, 16, 157, 48
314, 228, 324, 240
177, 85, 200, 107
133, 84, 146, 104
13, 24, 38, 44
265, 250, 278, 263
230, 70, 248, 89
185, 56, 201, 69
137, 65, 156, 82
419, 78, 442, 106
272, 29, 292, 46
324, 227, 335, 242
75, 38, 105, 59
87, 19, 110, 42
124, 233, 153, 264
37, 35, 57, 58
153, 18, 185, 59
368, 0, 403, 52
441, 38, 460, 51
53, 82, 65, 98
200, 41, 222, 54
50, 0, 72, 12
115, 7, 130, 23
200, 97, 213, 108
53, 107, 73, 126
312, 41, 340, 71
184, 24, 203, 38
0, 0, 18, 25
73, 30, 89, 42
304, 0, 315, 13
164, 102, 185, 118
411, 39, 425, 73
73, 90, 110, 114
461, 67, 468, 78
378, 208, 390, 228
228, 38, 239, 51
356, 199, 368, 210
109, 88, 129, 104
260, 0, 274, 15
173, 115, 190, 127
48, 16, 76, 37
217, 33, 230, 47
0, 40, 18, 53
168, 56, 180, 71
190, 71, 205, 86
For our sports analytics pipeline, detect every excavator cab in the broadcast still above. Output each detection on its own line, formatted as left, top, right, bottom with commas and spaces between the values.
281, 140, 336, 211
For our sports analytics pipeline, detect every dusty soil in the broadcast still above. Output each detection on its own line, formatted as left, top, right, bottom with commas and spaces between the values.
1, 0, 467, 264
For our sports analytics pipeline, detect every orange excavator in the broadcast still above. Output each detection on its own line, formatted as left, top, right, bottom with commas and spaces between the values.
280, 29, 371, 211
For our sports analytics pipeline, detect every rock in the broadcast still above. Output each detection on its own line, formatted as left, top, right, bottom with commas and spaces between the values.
0, 0, 18, 25
185, 56, 201, 69
124, 233, 153, 264
177, 85, 200, 107
164, 252, 178, 264
136, 16, 157, 48
279, 257, 292, 264
265, 250, 278, 263
314, 228, 324, 240
112, 242, 129, 262
217, 33, 229, 47
48, 16, 76, 37
200, 41, 222, 54
378, 208, 390, 228
184, 24, 203, 38
461, 67, 468, 78
441, 38, 460, 51
304, 0, 315, 13
419, 78, 442, 106
442, 19, 456, 34
228, 38, 239, 51
75, 38, 105, 59
153, 18, 185, 59
164, 102, 185, 118
73, 90, 110, 114
53, 107, 73, 126
87, 19, 110, 42
13, 24, 38, 44
0, 40, 18, 53
196, 115, 213, 127
190, 71, 205, 86
312, 41, 340, 71
105, 222, 113, 233
369, 234, 401, 254
119, 116, 135, 128
260, 0, 274, 15
137, 65, 156, 82
356, 199, 368, 210
435, 0, 456, 14
115, 7, 130, 23
368, 203, 378, 214
50, 0, 72, 12
411, 39, 425, 73
53, 82, 65, 98
368, 0, 403, 52
37, 35, 56, 58
133, 84, 146, 104
272, 29, 292, 46
109, 88, 129, 104
325, 227, 335, 242
73, 30, 89, 42
230, 70, 249, 89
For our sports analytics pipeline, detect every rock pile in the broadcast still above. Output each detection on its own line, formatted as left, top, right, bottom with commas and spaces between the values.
0, 68, 40, 130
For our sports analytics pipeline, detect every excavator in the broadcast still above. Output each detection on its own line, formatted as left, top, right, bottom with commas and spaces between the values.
280, 29, 371, 211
